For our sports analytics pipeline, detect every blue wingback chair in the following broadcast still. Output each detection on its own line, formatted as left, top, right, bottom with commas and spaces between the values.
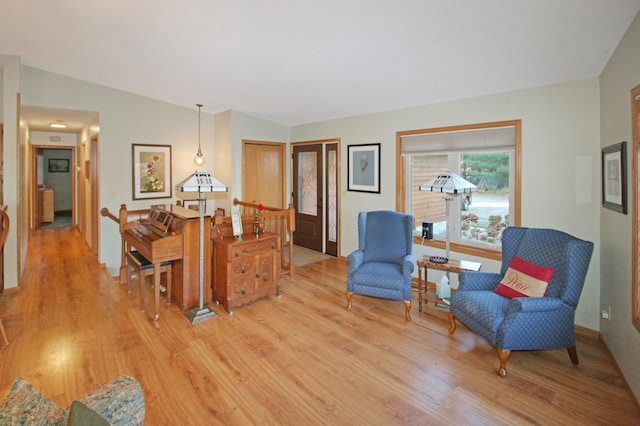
346, 211, 414, 320
448, 226, 594, 377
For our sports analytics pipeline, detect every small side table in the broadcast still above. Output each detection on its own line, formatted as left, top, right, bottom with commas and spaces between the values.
415, 256, 482, 311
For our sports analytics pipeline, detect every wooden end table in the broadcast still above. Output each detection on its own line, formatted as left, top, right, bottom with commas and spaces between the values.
414, 256, 482, 311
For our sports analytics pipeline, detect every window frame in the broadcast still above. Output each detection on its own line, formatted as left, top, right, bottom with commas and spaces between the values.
396, 120, 522, 261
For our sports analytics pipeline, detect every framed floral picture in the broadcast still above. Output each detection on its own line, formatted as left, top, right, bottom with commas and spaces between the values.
132, 144, 172, 200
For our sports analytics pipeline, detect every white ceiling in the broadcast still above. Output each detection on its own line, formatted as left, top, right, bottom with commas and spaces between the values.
3, 1, 640, 128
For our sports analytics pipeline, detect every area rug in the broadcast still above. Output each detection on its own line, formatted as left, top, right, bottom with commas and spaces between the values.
283, 245, 333, 267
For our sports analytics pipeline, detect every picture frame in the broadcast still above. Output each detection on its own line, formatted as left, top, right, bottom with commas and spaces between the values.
48, 158, 69, 173
132, 144, 172, 200
347, 143, 380, 193
602, 141, 627, 214
231, 211, 243, 237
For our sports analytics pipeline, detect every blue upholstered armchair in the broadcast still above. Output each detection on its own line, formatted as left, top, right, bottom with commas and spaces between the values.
448, 226, 594, 377
346, 211, 414, 320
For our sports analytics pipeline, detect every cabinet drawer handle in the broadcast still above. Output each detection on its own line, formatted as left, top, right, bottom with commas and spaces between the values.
241, 266, 246, 274
241, 287, 246, 295
255, 273, 260, 278
234, 251, 239, 257
271, 244, 275, 249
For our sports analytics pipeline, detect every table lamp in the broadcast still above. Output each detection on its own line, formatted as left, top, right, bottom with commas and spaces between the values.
419, 172, 477, 262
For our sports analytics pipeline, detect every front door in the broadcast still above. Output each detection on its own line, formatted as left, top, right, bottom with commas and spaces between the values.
292, 144, 323, 252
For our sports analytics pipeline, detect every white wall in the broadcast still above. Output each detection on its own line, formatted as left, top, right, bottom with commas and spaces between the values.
20, 66, 224, 276
290, 79, 602, 331
599, 11, 640, 401
214, 110, 290, 216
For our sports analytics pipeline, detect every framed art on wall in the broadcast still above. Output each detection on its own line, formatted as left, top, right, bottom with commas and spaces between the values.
48, 158, 69, 173
348, 143, 380, 193
132, 144, 172, 200
602, 141, 627, 214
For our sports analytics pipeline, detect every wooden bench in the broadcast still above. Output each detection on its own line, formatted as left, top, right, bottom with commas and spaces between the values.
126, 251, 173, 319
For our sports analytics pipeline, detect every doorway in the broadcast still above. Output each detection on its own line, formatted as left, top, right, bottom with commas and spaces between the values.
292, 140, 340, 256
242, 140, 286, 209
32, 146, 75, 230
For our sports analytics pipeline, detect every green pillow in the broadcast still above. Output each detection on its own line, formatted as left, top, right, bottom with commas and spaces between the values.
67, 400, 110, 426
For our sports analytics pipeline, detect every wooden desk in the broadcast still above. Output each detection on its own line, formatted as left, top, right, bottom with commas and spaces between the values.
415, 256, 482, 311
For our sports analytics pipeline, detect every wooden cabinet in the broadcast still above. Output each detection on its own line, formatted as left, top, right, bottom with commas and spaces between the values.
42, 188, 54, 223
212, 232, 281, 313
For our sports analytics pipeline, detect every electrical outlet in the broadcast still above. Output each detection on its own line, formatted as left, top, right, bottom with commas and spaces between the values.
601, 306, 612, 321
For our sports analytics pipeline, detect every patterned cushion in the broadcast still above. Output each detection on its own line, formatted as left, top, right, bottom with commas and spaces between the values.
76, 375, 145, 426
0, 377, 66, 425
494, 256, 554, 298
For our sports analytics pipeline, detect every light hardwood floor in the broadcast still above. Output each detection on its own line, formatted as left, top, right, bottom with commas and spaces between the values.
1, 227, 639, 424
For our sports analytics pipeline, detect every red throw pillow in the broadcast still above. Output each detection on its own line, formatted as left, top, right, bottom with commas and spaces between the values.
494, 256, 554, 299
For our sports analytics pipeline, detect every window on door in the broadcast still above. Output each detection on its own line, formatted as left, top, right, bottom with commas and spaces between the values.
396, 120, 521, 260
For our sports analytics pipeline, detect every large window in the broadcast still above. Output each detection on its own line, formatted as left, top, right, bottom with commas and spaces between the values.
396, 120, 521, 260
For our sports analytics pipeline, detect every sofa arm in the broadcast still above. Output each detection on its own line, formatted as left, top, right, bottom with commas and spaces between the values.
458, 271, 502, 291
346, 250, 364, 275
76, 375, 145, 426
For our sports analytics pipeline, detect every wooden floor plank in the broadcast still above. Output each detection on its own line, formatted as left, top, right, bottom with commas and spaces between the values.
0, 227, 638, 424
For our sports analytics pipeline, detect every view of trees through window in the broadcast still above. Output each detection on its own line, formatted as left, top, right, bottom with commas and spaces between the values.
460, 152, 510, 246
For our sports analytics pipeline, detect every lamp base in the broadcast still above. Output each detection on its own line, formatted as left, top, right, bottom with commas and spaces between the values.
184, 306, 217, 324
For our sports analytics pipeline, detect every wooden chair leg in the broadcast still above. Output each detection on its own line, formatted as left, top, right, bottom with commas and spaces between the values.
346, 291, 353, 311
496, 348, 511, 377
127, 264, 133, 294
567, 346, 579, 365
403, 300, 411, 321
448, 312, 457, 334
166, 265, 172, 305
0, 318, 8, 346
139, 271, 145, 312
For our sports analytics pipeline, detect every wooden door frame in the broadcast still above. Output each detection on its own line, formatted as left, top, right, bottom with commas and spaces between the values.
30, 144, 77, 231
290, 138, 341, 256
90, 135, 99, 256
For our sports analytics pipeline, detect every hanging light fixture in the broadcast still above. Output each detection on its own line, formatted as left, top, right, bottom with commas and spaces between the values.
194, 103, 205, 166
419, 172, 477, 262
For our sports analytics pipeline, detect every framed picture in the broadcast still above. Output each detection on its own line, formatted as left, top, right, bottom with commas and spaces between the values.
602, 141, 627, 214
132, 144, 172, 200
48, 158, 69, 173
348, 143, 380, 193
231, 211, 243, 237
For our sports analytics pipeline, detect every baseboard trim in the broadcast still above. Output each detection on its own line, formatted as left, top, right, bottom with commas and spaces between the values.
575, 324, 600, 342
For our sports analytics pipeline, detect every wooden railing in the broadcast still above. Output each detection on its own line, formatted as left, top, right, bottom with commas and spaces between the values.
216, 198, 296, 278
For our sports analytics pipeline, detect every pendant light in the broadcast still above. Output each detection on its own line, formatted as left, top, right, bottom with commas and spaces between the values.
194, 103, 205, 166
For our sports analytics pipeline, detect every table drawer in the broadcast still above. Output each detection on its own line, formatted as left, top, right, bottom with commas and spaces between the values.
227, 237, 278, 261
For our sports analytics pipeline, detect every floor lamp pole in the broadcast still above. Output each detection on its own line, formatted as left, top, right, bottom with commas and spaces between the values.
444, 195, 452, 261
184, 190, 216, 324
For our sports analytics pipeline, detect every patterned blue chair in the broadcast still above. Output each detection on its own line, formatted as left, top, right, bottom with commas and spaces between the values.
448, 226, 594, 377
346, 211, 414, 321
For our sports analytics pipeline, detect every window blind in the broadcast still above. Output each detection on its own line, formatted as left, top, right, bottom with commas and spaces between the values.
400, 125, 515, 156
